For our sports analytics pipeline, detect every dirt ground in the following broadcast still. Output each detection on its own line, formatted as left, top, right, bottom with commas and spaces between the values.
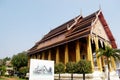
0, 76, 19, 80
5, 77, 17, 80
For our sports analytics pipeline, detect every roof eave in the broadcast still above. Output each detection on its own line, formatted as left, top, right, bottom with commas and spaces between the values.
98, 11, 117, 48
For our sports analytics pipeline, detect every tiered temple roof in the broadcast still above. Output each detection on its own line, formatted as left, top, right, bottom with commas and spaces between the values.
28, 10, 117, 55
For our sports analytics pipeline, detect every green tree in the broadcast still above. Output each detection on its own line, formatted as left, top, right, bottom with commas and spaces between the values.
19, 66, 29, 78
2, 57, 11, 65
0, 59, 3, 66
66, 62, 77, 80
96, 46, 120, 80
76, 60, 92, 80
19, 66, 29, 74
11, 51, 28, 71
55, 62, 65, 74
66, 62, 76, 73
0, 65, 6, 76
55, 62, 65, 80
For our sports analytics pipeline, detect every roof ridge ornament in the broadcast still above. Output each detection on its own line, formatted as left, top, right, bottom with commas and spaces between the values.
96, 7, 102, 17
67, 15, 82, 30
80, 8, 82, 16
99, 4, 101, 10
91, 9, 102, 34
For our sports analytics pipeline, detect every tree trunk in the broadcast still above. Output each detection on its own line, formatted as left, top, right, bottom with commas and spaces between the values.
83, 72, 85, 80
59, 73, 60, 80
107, 58, 110, 80
71, 73, 73, 80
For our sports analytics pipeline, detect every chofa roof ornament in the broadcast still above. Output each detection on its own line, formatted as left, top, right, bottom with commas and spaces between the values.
67, 15, 82, 30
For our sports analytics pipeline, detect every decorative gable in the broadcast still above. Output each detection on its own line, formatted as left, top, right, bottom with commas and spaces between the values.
92, 19, 109, 41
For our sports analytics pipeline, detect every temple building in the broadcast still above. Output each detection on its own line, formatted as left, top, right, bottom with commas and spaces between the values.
27, 10, 118, 75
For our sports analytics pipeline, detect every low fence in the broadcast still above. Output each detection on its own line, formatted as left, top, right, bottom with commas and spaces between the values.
54, 72, 119, 80
54, 73, 95, 80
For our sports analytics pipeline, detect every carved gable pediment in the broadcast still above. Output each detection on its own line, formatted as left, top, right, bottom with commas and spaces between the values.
92, 19, 109, 41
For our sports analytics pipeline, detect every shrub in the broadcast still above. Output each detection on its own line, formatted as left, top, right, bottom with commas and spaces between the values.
0, 66, 6, 76
54, 62, 65, 74
75, 60, 92, 73
19, 66, 29, 74
65, 62, 77, 73
19, 66, 29, 78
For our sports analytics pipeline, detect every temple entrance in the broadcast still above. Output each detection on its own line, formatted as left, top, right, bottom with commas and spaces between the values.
80, 38, 87, 60
91, 38, 106, 71
59, 45, 65, 63
68, 41, 76, 62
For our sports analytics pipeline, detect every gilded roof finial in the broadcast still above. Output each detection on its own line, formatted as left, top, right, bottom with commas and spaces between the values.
99, 4, 101, 11
80, 8, 82, 16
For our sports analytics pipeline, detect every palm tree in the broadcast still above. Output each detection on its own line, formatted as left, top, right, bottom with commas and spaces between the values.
96, 45, 120, 80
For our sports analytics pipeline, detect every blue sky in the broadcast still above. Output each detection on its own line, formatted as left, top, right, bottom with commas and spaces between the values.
0, 0, 120, 59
